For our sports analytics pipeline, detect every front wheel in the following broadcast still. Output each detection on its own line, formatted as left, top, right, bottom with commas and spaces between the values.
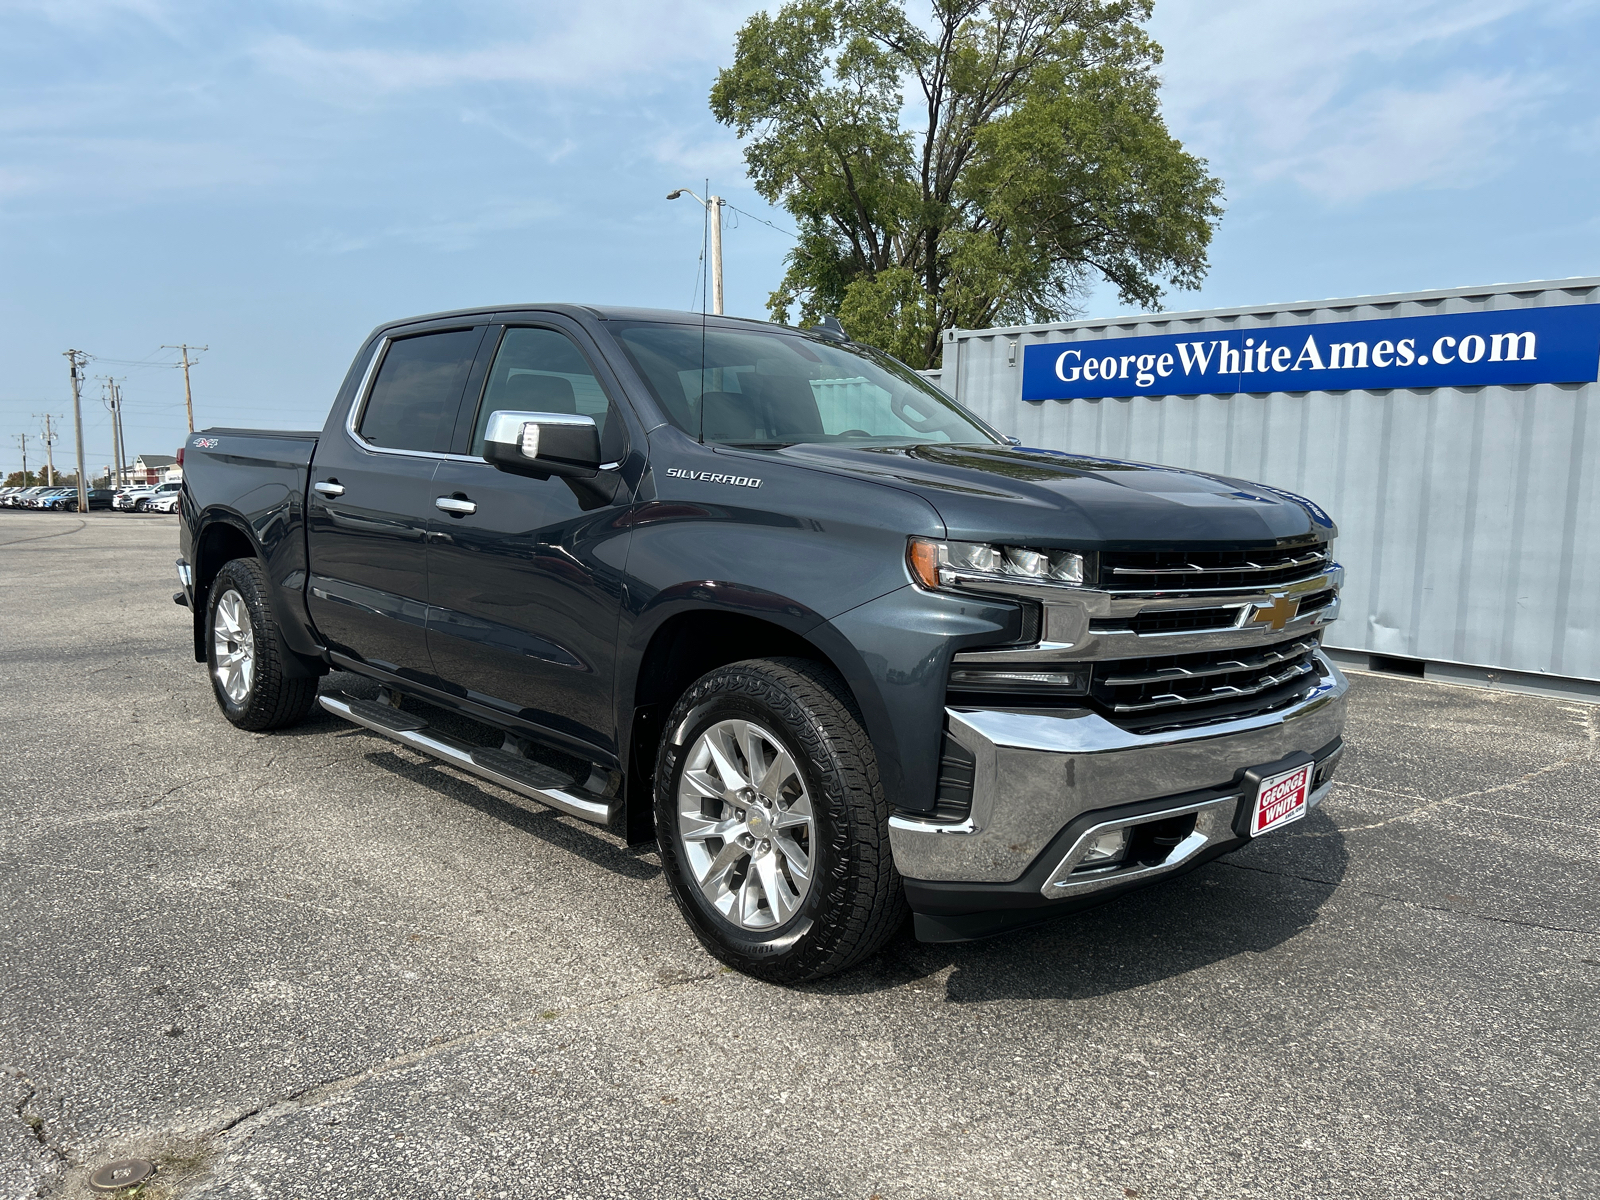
205, 557, 319, 731
655, 657, 907, 983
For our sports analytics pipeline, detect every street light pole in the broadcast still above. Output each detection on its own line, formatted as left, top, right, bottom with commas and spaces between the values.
666, 188, 725, 315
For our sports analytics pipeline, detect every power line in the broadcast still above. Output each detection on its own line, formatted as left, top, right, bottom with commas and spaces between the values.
722, 203, 797, 239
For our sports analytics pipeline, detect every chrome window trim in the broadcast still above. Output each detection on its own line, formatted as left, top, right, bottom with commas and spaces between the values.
343, 332, 486, 464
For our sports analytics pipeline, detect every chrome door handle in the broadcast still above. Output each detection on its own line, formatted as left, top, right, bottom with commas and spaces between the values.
435, 496, 477, 516
313, 481, 345, 497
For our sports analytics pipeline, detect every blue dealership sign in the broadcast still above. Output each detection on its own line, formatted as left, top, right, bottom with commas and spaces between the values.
1020, 303, 1600, 400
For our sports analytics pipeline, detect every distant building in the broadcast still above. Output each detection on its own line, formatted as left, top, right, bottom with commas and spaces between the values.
132, 454, 179, 484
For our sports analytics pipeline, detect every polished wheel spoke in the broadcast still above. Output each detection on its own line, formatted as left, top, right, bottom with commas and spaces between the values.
773, 833, 810, 882
755, 748, 798, 803
702, 729, 750, 793
682, 767, 728, 803
771, 792, 812, 829
679, 812, 740, 843
698, 839, 749, 905
753, 851, 799, 924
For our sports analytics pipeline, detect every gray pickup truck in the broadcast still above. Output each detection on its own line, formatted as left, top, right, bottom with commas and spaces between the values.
177, 305, 1347, 981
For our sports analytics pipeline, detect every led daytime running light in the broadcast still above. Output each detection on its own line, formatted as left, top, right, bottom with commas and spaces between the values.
907, 537, 1089, 591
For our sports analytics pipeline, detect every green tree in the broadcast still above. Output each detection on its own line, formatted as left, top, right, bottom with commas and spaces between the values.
4, 470, 68, 487
711, 0, 1223, 368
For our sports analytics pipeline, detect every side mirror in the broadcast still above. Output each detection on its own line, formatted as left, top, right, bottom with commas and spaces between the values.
482, 411, 602, 479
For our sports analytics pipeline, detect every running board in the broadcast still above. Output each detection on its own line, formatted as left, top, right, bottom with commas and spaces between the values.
318, 693, 619, 825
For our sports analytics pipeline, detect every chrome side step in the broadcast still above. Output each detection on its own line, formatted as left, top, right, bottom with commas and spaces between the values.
319, 692, 619, 825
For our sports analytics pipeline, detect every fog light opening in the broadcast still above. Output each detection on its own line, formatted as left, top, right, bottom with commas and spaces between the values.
1074, 828, 1130, 873
1127, 813, 1199, 867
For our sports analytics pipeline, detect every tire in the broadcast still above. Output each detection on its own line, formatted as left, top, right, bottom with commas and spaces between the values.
655, 657, 907, 983
205, 557, 320, 731
135, 499, 149, 512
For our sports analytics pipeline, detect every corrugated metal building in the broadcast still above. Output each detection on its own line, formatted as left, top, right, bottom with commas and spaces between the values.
929, 278, 1600, 700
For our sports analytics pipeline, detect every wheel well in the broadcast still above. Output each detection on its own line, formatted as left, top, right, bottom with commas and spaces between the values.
196, 520, 257, 600
192, 520, 258, 661
623, 611, 830, 844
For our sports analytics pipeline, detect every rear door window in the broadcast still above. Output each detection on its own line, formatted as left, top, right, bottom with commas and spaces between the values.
357, 329, 483, 454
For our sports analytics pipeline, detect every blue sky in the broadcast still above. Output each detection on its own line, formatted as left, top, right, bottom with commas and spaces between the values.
2, 0, 1597, 477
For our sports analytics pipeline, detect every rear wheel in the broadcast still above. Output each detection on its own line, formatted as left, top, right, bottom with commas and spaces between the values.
206, 557, 319, 731
655, 657, 906, 983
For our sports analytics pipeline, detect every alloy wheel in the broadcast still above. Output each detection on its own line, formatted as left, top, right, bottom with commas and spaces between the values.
211, 589, 256, 704
676, 718, 815, 930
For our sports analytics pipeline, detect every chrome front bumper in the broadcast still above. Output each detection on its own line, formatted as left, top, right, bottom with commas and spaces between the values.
889, 651, 1348, 887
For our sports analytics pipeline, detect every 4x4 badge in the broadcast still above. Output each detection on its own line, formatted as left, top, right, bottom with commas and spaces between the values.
1242, 594, 1300, 631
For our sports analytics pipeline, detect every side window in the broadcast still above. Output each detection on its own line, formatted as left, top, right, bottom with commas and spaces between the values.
357, 329, 481, 453
471, 327, 625, 463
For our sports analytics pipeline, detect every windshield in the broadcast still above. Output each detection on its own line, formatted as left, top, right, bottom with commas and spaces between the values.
609, 321, 999, 448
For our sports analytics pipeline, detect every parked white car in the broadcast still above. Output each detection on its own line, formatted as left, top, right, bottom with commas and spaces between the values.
149, 490, 183, 514
116, 481, 182, 512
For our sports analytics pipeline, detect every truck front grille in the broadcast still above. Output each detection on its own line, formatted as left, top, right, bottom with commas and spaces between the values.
1100, 543, 1330, 592
1091, 635, 1322, 721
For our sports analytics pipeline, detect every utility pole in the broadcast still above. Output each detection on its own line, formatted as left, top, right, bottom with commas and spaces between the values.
65, 350, 90, 514
162, 343, 207, 432
102, 377, 125, 491
114, 381, 129, 486
15, 433, 26, 484
40, 413, 57, 485
665, 188, 726, 314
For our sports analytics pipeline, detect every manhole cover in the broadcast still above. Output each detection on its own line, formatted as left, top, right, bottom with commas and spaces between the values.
89, 1158, 154, 1192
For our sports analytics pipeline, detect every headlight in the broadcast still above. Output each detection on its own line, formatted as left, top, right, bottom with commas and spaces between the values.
907, 537, 1091, 592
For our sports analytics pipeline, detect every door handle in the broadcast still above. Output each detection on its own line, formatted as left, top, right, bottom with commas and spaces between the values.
313, 481, 345, 497
435, 496, 477, 516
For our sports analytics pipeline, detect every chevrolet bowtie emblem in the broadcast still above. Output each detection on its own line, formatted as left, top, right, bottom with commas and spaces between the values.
1245, 594, 1301, 631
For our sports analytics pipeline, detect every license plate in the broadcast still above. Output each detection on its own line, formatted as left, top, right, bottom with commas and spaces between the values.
1250, 762, 1313, 837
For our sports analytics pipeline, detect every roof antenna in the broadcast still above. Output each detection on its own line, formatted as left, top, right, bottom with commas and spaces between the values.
816, 315, 850, 342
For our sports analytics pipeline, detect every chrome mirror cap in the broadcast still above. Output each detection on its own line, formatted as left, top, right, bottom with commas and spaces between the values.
482, 410, 602, 479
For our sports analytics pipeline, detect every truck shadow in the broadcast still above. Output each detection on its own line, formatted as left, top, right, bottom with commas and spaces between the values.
355, 745, 662, 880
285, 673, 660, 881
819, 808, 1348, 1003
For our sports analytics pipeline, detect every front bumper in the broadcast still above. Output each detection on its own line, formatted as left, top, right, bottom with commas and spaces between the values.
890, 651, 1348, 936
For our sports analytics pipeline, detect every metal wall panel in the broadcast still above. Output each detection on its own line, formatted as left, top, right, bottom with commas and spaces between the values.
940, 279, 1600, 683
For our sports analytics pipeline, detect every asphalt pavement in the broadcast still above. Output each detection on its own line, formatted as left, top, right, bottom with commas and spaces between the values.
1, 511, 1595, 1199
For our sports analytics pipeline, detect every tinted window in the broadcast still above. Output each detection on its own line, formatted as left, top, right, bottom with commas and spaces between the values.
471, 327, 624, 463
610, 322, 997, 447
358, 329, 481, 453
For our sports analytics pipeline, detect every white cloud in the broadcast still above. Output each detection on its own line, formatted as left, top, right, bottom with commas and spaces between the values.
648, 128, 748, 182
1150, 0, 1565, 203
249, 1, 753, 105
1262, 73, 1542, 202
292, 197, 560, 255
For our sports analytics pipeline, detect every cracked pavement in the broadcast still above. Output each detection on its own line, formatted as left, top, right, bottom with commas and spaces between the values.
1, 511, 1596, 1199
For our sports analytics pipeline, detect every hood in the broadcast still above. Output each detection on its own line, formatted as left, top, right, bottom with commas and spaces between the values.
760, 443, 1335, 548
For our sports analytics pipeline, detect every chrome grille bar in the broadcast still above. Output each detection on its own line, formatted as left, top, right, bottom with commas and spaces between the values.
1109, 550, 1328, 578
1109, 658, 1317, 713
1100, 637, 1319, 687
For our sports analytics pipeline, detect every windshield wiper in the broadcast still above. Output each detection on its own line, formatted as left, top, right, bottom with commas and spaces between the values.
721, 440, 797, 449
